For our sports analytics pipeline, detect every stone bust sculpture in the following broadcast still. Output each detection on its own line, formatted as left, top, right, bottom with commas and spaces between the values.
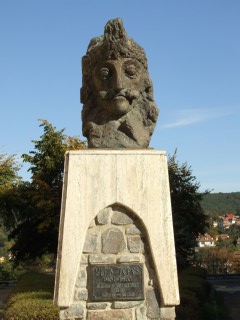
81, 18, 159, 148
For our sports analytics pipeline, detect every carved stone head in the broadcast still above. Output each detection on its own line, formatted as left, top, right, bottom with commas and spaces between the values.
81, 18, 159, 148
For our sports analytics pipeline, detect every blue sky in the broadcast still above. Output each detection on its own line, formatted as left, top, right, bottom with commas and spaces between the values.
0, 0, 239, 193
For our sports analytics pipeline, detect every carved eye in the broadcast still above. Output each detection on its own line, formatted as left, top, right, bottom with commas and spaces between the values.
125, 65, 138, 78
99, 68, 110, 80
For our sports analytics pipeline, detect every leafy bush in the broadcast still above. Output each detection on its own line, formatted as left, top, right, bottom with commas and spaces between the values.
200, 291, 232, 320
176, 267, 211, 320
179, 268, 211, 303
3, 272, 59, 320
176, 290, 199, 320
180, 266, 207, 278
0, 261, 25, 281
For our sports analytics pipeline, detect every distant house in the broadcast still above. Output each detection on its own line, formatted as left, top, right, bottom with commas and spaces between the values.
218, 213, 237, 229
225, 213, 234, 220
216, 234, 229, 241
196, 233, 215, 247
225, 213, 235, 224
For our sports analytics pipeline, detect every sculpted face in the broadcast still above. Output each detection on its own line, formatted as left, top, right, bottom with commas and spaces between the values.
92, 58, 144, 116
81, 18, 159, 148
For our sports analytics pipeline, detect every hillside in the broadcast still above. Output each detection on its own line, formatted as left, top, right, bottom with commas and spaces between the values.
201, 192, 240, 217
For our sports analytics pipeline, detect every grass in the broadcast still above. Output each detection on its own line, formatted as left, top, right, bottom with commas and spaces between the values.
2, 272, 59, 320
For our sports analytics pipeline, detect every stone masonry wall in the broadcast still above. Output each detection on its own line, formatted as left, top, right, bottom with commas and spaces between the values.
60, 204, 175, 320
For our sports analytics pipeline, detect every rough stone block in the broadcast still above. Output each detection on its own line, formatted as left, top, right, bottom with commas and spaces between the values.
75, 288, 88, 301
117, 255, 140, 263
111, 210, 133, 225
102, 227, 126, 254
60, 304, 85, 319
75, 268, 87, 288
146, 288, 160, 319
97, 207, 112, 224
127, 236, 144, 253
112, 300, 143, 309
87, 309, 133, 320
87, 302, 108, 310
135, 306, 147, 320
159, 307, 176, 319
59, 310, 66, 320
83, 233, 98, 253
126, 225, 141, 235
89, 254, 116, 264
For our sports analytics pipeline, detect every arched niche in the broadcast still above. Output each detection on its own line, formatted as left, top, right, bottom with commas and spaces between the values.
71, 203, 163, 319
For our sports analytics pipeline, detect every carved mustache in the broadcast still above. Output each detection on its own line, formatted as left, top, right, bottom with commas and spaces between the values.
99, 89, 140, 102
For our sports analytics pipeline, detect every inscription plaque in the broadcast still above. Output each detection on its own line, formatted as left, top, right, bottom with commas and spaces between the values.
90, 264, 144, 301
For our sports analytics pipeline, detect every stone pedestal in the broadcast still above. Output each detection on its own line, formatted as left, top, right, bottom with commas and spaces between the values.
54, 149, 179, 320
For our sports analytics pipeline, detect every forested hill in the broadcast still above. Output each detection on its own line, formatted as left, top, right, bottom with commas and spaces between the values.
201, 192, 240, 216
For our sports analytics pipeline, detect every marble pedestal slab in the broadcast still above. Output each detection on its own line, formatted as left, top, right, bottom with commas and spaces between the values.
54, 149, 179, 311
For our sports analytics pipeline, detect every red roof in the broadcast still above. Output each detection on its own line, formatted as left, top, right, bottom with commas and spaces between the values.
225, 214, 235, 219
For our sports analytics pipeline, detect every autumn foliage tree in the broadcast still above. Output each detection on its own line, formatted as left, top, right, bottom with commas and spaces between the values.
195, 247, 240, 274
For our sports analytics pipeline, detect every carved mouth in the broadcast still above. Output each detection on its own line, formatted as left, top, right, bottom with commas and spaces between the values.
99, 89, 139, 104
114, 95, 127, 100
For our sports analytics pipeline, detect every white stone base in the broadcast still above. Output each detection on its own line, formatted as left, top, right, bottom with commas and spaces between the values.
54, 149, 179, 309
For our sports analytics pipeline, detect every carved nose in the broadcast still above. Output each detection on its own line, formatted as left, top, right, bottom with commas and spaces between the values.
114, 73, 123, 90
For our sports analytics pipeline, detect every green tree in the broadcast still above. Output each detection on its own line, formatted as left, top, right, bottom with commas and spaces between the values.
0, 153, 20, 192
0, 153, 21, 257
1, 120, 85, 263
0, 153, 21, 229
168, 153, 209, 269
